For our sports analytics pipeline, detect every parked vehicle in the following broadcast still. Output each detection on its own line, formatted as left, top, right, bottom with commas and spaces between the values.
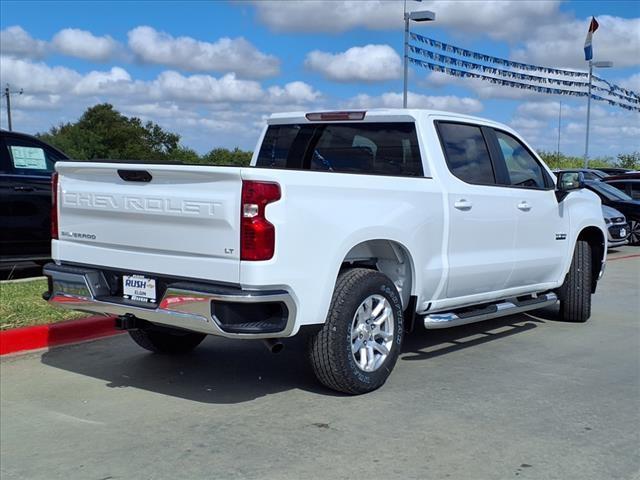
604, 173, 640, 201
554, 168, 608, 182
602, 205, 629, 248
43, 109, 607, 394
595, 167, 636, 176
0, 130, 69, 264
581, 179, 640, 245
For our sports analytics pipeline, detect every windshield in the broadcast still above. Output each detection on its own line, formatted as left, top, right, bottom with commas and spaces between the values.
588, 181, 633, 201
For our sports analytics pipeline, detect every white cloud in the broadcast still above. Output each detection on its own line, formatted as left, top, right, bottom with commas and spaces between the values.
127, 26, 280, 78
252, 0, 563, 41
508, 100, 640, 156
511, 16, 640, 69
0, 57, 319, 108
305, 44, 401, 82
0, 26, 47, 59
51, 28, 120, 62
9, 94, 63, 110
147, 71, 265, 103
73, 67, 133, 96
252, 1, 400, 33
0, 56, 321, 153
0, 55, 80, 94
122, 103, 199, 120
345, 91, 483, 114
617, 73, 640, 93
267, 81, 321, 104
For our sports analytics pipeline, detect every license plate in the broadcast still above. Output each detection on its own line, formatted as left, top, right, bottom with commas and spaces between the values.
123, 275, 156, 303
619, 228, 627, 238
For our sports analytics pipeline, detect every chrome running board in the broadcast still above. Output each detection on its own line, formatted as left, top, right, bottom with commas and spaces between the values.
423, 292, 557, 330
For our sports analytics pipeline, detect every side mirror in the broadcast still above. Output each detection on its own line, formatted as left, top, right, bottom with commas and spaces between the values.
556, 172, 585, 201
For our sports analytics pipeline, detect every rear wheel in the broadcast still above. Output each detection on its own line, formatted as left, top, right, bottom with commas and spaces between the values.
308, 268, 404, 394
557, 240, 592, 323
129, 327, 206, 354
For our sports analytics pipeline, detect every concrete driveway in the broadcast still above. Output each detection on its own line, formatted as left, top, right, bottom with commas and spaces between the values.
2, 247, 639, 480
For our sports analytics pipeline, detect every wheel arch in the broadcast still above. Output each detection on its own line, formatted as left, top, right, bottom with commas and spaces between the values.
340, 239, 415, 310
576, 226, 606, 293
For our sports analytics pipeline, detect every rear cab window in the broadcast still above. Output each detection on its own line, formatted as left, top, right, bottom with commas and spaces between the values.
256, 122, 424, 177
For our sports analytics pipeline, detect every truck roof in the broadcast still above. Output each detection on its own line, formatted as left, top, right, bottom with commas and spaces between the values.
268, 108, 508, 130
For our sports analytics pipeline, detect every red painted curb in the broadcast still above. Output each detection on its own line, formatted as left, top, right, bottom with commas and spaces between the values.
0, 316, 121, 356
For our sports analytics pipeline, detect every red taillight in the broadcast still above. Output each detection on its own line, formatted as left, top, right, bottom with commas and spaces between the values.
241, 180, 281, 261
51, 172, 59, 240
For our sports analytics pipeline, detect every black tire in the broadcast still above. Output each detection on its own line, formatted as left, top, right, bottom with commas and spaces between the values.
128, 328, 206, 354
557, 240, 592, 323
628, 219, 640, 246
308, 268, 404, 395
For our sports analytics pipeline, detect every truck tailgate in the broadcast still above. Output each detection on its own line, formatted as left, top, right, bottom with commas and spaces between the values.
54, 162, 242, 284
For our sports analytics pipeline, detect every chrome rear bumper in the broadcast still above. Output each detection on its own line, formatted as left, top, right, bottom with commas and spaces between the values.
43, 263, 296, 339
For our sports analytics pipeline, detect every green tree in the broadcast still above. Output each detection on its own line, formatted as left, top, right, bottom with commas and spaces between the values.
170, 146, 202, 164
38, 104, 181, 162
201, 147, 252, 166
537, 150, 612, 169
616, 152, 640, 170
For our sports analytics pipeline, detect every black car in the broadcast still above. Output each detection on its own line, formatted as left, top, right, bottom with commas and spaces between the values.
604, 173, 640, 201
0, 130, 69, 264
595, 167, 636, 176
584, 180, 640, 246
554, 168, 608, 182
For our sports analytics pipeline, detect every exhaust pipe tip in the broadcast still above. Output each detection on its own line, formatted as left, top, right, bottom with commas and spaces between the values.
263, 338, 284, 354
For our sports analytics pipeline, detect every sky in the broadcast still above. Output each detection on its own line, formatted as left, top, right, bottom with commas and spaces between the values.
0, 0, 639, 158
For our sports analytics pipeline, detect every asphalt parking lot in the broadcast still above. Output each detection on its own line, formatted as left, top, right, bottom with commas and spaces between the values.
1, 248, 639, 480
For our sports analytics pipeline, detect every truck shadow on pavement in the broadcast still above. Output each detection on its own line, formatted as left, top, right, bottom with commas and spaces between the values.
401, 305, 557, 362
40, 306, 557, 404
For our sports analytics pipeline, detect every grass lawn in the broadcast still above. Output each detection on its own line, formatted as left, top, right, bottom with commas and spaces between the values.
0, 279, 85, 330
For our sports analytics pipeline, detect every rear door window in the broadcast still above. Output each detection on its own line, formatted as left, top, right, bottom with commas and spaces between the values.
256, 122, 423, 177
436, 122, 496, 185
4, 137, 62, 175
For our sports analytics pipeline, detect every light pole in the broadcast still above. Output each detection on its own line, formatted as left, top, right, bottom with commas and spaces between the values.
583, 60, 613, 167
403, 7, 435, 108
3, 84, 23, 132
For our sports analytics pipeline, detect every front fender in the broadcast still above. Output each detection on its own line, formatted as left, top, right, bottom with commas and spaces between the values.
559, 188, 607, 284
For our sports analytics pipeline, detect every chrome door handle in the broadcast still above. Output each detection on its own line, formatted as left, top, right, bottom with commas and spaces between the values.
454, 199, 473, 211
517, 201, 531, 211
13, 186, 34, 192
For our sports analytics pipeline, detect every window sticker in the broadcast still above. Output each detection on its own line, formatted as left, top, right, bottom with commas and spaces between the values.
10, 146, 47, 170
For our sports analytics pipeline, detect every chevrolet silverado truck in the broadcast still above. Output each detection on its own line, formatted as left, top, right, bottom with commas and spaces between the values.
43, 109, 607, 394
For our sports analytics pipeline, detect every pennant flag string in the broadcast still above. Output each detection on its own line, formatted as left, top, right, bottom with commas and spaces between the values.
410, 32, 589, 78
409, 33, 640, 108
592, 75, 640, 101
408, 57, 640, 112
409, 44, 639, 104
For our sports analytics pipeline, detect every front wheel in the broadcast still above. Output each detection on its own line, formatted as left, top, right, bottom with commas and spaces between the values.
557, 240, 592, 323
308, 268, 404, 395
129, 327, 206, 354
628, 220, 640, 246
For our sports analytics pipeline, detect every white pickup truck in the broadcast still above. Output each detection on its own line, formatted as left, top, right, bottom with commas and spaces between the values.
44, 109, 607, 394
